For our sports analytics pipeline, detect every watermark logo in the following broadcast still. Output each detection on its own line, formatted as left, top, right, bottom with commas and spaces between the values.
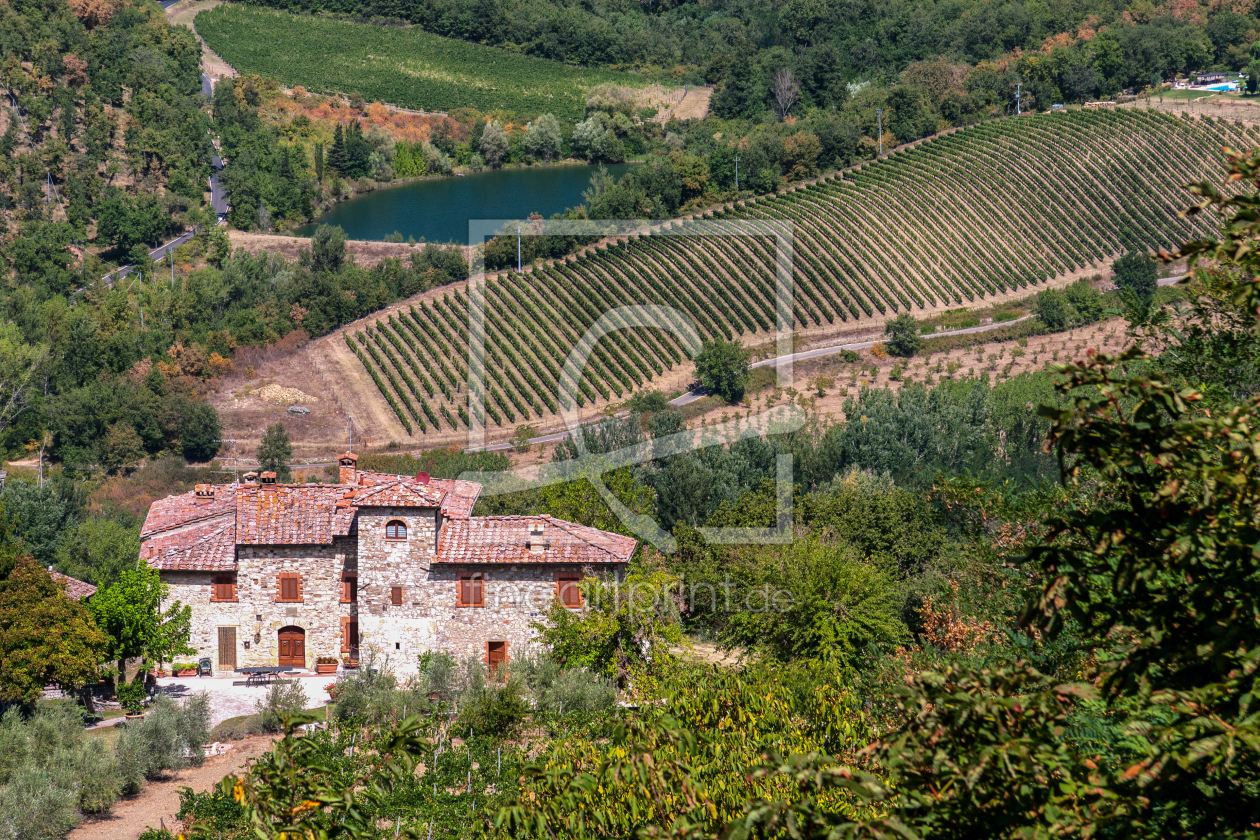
461, 218, 802, 551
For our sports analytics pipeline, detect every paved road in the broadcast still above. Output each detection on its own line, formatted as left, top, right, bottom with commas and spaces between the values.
100, 228, 199, 284
201, 72, 214, 100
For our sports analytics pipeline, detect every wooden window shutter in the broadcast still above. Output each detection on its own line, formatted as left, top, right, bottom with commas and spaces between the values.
212, 574, 236, 602
341, 617, 350, 653
341, 574, 357, 603
458, 574, 484, 607
556, 573, 581, 608
278, 573, 301, 602
390, 586, 403, 606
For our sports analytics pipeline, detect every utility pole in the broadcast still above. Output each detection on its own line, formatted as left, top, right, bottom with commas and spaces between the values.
516, 227, 521, 273
734, 156, 740, 191
170, 247, 175, 288
875, 109, 884, 156
1015, 83, 1022, 116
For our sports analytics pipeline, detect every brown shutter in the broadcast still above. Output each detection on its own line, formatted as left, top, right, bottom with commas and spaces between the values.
390, 586, 403, 606
341, 617, 350, 653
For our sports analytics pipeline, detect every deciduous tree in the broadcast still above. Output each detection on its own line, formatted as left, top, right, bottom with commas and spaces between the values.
0, 557, 107, 703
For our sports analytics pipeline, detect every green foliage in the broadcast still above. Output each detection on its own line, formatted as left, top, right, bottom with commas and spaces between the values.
883, 312, 923, 357
90, 564, 193, 681
717, 540, 905, 665
1111, 249, 1158, 299
694, 337, 751, 404
52, 519, 140, 589
0, 558, 107, 703
357, 448, 507, 480
499, 665, 871, 839
626, 389, 669, 413
457, 681, 530, 738
308, 224, 347, 274
198, 6, 641, 120
195, 712, 430, 840
534, 570, 683, 687
256, 423, 293, 482
253, 680, 310, 733
116, 683, 146, 716
115, 693, 211, 793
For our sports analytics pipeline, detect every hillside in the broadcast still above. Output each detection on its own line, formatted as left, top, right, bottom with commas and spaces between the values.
292, 109, 1247, 444
196, 4, 655, 120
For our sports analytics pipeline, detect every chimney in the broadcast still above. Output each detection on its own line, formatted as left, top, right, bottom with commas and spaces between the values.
260, 471, 277, 487
194, 484, 215, 504
338, 451, 358, 485
527, 520, 544, 553
243, 472, 259, 486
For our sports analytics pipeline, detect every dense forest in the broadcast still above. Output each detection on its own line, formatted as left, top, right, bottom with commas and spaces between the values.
240, 0, 1258, 107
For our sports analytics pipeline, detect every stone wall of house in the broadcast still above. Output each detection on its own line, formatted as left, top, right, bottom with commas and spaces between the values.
164, 502, 629, 678
162, 538, 357, 673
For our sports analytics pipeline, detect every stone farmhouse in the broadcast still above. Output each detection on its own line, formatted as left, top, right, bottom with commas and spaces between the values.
138, 453, 637, 676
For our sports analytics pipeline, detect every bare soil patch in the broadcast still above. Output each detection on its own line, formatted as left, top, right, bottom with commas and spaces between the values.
669, 86, 712, 121
227, 231, 430, 268
67, 735, 276, 840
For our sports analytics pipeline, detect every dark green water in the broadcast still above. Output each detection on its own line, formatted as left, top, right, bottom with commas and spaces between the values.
295, 163, 636, 243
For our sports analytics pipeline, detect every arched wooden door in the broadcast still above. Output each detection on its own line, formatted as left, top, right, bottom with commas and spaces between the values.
278, 626, 306, 667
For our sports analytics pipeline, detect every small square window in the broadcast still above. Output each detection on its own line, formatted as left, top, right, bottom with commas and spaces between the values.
457, 573, 484, 607
395, 642, 401, 650
277, 573, 302, 603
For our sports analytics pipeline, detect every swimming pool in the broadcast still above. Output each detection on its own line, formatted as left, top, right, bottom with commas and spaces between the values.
1204, 83, 1239, 91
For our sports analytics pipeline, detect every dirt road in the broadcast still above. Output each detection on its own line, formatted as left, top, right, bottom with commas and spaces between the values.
68, 736, 275, 840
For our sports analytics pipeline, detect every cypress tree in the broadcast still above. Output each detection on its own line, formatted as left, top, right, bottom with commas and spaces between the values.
328, 124, 347, 174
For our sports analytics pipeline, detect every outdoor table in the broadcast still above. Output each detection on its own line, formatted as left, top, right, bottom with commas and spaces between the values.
237, 666, 294, 687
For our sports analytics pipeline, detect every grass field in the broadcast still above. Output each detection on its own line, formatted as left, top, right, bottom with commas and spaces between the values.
312, 109, 1255, 441
196, 4, 646, 119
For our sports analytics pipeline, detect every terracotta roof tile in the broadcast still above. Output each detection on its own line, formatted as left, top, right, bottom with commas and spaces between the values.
142, 522, 237, 571
137, 460, 632, 567
349, 473, 447, 508
141, 486, 237, 538
49, 569, 97, 600
429, 479, 481, 519
436, 515, 637, 565
236, 486, 354, 545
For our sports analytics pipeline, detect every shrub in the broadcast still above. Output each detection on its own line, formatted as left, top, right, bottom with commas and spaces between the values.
0, 702, 127, 835
520, 657, 617, 717
1034, 289, 1076, 330
1112, 250, 1158, 299
117, 694, 212, 791
0, 764, 81, 840
116, 682, 146, 715
694, 338, 751, 404
253, 681, 308, 733
457, 681, 530, 738
883, 313, 923, 357
626, 389, 669, 413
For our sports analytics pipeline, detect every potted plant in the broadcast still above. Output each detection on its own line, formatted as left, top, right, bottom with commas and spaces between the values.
172, 661, 199, 677
315, 656, 339, 675
117, 683, 146, 719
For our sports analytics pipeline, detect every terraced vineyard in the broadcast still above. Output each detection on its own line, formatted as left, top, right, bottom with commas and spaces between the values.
320, 110, 1256, 439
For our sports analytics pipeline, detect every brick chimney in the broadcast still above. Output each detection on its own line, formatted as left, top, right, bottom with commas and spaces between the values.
243, 472, 259, 486
194, 484, 215, 504
338, 451, 358, 485
260, 471, 277, 487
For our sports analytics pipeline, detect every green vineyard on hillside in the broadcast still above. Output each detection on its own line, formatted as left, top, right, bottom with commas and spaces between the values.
342, 110, 1254, 437
196, 4, 644, 119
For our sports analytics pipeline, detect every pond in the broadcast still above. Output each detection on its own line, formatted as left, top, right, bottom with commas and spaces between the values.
295, 163, 637, 243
